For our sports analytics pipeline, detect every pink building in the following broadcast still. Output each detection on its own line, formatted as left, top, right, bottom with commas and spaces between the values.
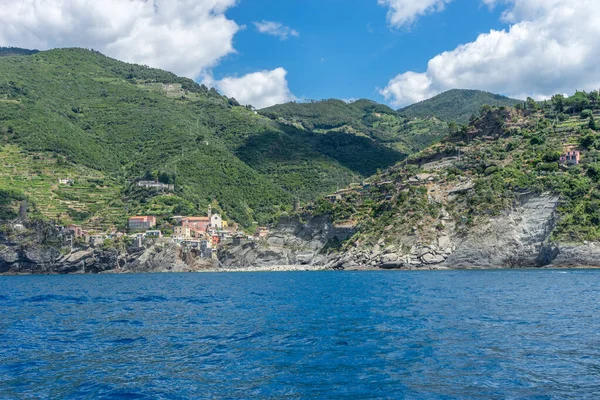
182, 217, 211, 232
560, 151, 580, 165
128, 216, 157, 231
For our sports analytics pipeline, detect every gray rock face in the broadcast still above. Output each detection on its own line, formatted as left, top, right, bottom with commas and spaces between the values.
422, 253, 445, 264
0, 222, 215, 274
443, 193, 560, 268
220, 215, 353, 269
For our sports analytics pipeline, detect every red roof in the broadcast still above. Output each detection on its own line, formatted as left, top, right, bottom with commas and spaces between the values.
183, 217, 210, 221
129, 216, 156, 222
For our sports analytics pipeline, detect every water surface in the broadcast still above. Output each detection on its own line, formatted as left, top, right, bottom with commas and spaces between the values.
1, 270, 599, 398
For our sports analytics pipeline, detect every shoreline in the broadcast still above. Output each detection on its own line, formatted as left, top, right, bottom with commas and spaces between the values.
3, 264, 600, 276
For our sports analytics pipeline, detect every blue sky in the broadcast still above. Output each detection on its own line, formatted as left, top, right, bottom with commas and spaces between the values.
1, 0, 599, 109
217, 0, 506, 103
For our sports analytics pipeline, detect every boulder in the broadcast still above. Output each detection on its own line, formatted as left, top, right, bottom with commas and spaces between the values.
422, 253, 445, 264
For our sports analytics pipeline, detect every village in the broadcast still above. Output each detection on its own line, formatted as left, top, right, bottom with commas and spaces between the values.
60, 199, 270, 259
47, 146, 584, 258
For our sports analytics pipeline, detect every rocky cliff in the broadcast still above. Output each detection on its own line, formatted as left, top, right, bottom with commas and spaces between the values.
219, 215, 354, 269
220, 193, 600, 270
0, 221, 215, 274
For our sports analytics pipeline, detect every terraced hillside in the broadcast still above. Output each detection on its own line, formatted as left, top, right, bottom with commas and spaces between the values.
0, 48, 429, 228
0, 145, 125, 231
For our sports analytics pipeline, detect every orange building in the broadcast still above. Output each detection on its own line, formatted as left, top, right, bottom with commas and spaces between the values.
181, 217, 210, 232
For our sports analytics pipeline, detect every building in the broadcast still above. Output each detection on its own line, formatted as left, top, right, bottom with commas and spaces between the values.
144, 230, 162, 238
58, 178, 74, 185
128, 216, 157, 231
324, 194, 342, 203
211, 214, 223, 229
68, 224, 83, 238
191, 229, 207, 239
560, 151, 580, 165
136, 180, 174, 191
182, 217, 210, 232
174, 226, 191, 239
256, 227, 269, 239
89, 235, 105, 247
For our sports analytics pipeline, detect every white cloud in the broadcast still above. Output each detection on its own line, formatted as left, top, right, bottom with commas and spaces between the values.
0, 0, 240, 78
215, 68, 296, 109
253, 21, 299, 40
380, 0, 600, 107
378, 0, 452, 28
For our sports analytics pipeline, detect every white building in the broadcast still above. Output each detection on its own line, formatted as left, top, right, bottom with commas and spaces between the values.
211, 214, 222, 229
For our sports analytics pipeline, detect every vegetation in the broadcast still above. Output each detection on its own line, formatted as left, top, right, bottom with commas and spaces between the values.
399, 89, 522, 124
0, 48, 437, 230
0, 47, 39, 57
260, 98, 447, 155
305, 89, 600, 247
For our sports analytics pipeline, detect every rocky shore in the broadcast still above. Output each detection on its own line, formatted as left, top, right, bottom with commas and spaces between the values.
3, 193, 600, 275
0, 221, 216, 275
219, 194, 600, 271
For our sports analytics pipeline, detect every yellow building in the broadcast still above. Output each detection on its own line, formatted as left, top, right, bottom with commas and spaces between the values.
222, 220, 228, 228
174, 226, 191, 238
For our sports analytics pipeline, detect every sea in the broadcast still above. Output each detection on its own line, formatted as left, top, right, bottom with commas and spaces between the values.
1, 270, 599, 399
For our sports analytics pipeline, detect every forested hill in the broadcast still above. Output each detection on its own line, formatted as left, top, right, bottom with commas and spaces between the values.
0, 48, 437, 230
0, 47, 39, 57
399, 89, 522, 124
260, 99, 448, 154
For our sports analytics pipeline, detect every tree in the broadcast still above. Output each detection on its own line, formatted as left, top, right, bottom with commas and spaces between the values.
526, 97, 538, 112
588, 90, 599, 109
448, 121, 458, 134
551, 94, 565, 113
590, 115, 599, 131
567, 91, 590, 113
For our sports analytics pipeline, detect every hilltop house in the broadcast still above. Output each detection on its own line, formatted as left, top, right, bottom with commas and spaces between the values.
128, 216, 157, 231
560, 151, 580, 165
137, 180, 175, 191
58, 178, 74, 185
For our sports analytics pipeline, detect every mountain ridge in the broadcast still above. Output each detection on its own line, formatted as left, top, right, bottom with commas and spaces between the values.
399, 89, 522, 124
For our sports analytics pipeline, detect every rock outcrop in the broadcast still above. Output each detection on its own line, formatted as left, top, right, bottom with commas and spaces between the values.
0, 221, 215, 274
219, 215, 353, 269
220, 193, 600, 270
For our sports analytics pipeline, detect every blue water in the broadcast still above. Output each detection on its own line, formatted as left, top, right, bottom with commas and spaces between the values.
1, 270, 600, 399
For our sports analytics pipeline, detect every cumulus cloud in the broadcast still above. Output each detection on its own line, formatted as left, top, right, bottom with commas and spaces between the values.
215, 68, 296, 109
253, 21, 299, 40
0, 0, 240, 78
378, 0, 452, 28
380, 0, 600, 107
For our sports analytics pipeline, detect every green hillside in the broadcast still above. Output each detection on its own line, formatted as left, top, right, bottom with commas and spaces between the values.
308, 90, 600, 247
260, 98, 447, 155
0, 47, 39, 57
0, 48, 425, 229
399, 89, 522, 124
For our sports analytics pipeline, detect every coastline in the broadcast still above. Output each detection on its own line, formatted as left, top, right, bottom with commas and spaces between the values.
3, 264, 600, 276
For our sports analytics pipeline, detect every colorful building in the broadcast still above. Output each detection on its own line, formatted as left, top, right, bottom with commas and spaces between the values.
182, 217, 210, 232
560, 151, 581, 165
128, 216, 157, 231
174, 226, 191, 239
